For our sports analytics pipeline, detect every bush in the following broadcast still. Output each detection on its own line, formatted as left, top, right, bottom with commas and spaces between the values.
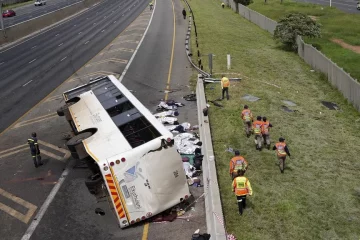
274, 13, 321, 51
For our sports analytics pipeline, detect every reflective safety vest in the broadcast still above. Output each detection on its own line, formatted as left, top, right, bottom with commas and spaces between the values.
230, 156, 247, 173
275, 142, 287, 157
241, 109, 252, 122
27, 137, 39, 152
221, 77, 230, 88
252, 121, 263, 134
232, 176, 251, 196
262, 121, 270, 134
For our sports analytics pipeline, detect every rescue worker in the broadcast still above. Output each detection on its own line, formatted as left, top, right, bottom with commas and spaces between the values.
261, 116, 273, 149
149, 1, 153, 10
273, 137, 291, 173
241, 105, 253, 137
232, 169, 253, 215
182, 8, 186, 19
229, 150, 248, 179
220, 75, 230, 100
252, 116, 263, 150
221, 2, 225, 8
27, 132, 43, 168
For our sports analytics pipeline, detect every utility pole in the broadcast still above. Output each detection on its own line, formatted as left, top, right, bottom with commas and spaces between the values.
0, 3, 5, 38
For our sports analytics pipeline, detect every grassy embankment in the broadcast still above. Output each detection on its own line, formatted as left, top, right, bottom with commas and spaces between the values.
250, 0, 360, 82
3, 0, 33, 10
189, 0, 360, 239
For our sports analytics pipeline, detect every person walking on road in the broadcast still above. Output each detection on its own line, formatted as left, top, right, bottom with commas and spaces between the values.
273, 137, 291, 173
229, 150, 248, 179
232, 169, 253, 215
252, 116, 263, 150
241, 105, 253, 137
261, 116, 273, 149
27, 132, 43, 168
221, 75, 230, 100
149, 1, 153, 10
182, 8, 187, 19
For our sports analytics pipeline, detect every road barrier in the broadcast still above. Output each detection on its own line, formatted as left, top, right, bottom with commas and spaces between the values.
0, 0, 101, 45
230, 1, 360, 111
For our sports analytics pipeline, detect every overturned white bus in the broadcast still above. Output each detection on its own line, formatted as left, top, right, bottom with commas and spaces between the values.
57, 75, 190, 228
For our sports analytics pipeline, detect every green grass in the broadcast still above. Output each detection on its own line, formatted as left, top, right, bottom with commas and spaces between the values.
3, 0, 33, 10
249, 0, 360, 81
188, 0, 360, 239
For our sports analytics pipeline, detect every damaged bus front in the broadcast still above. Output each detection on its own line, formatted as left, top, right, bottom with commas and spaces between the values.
57, 75, 190, 228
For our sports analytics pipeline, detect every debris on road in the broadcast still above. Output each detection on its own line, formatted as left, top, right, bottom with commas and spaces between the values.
156, 116, 179, 125
153, 110, 179, 117
183, 93, 197, 101
174, 133, 202, 155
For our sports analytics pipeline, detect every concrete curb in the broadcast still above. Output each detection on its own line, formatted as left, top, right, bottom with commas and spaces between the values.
197, 74, 227, 240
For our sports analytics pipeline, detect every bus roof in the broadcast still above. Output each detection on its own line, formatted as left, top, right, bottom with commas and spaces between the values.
67, 75, 173, 161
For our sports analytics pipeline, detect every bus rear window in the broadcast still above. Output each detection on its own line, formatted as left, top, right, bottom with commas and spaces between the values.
119, 117, 161, 148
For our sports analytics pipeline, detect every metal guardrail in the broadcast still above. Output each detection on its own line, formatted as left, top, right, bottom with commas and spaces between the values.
183, 0, 210, 77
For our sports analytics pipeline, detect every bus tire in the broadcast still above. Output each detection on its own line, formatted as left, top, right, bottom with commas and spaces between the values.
66, 131, 93, 160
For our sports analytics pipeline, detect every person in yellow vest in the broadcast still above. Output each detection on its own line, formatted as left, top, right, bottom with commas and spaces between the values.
221, 2, 225, 8
252, 116, 263, 150
221, 75, 230, 100
229, 150, 248, 179
232, 169, 253, 215
241, 105, 253, 137
273, 137, 291, 173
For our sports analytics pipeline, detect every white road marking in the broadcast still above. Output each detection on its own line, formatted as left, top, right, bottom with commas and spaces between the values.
114, 20, 116, 23
20, 163, 72, 240
55, 34, 59, 36
78, 32, 82, 34
74, 24, 76, 27
0, 62, 4, 66
22, 80, 33, 87
93, 22, 96, 25
60, 56, 67, 62
84, 40, 89, 45
31, 46, 37, 49
118, 0, 156, 83
101, 29, 105, 32
28, 59, 36, 64
58, 43, 63, 46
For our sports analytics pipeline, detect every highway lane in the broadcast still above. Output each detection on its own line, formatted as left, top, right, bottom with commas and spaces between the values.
294, 0, 360, 13
2, 0, 83, 27
0, 0, 148, 132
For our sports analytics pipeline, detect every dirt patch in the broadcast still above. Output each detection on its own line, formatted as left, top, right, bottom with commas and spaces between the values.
332, 38, 360, 54
308, 15, 318, 21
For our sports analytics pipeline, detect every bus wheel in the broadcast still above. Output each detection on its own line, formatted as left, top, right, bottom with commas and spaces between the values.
66, 131, 93, 160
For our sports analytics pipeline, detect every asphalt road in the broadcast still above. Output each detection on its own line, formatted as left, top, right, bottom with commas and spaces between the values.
0, 0, 148, 133
294, 0, 360, 13
2, 0, 83, 27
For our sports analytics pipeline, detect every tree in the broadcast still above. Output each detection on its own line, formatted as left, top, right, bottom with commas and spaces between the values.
274, 13, 321, 51
234, 0, 252, 7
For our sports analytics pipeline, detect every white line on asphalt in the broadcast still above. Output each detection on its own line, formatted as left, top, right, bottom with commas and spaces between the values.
20, 164, 72, 240
22, 80, 33, 87
58, 43, 63, 46
86, 17, 89, 20
114, 21, 117, 23
118, 0, 156, 83
84, 40, 90, 45
60, 56, 67, 62
78, 32, 82, 34
93, 22, 96, 25
55, 34, 59, 36
28, 59, 36, 64
101, 29, 105, 32
0, 62, 4, 66
31, 46, 37, 49
74, 24, 76, 27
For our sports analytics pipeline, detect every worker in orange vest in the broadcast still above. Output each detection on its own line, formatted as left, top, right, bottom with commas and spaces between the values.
241, 105, 253, 137
232, 169, 253, 215
229, 150, 248, 179
252, 116, 263, 150
273, 137, 291, 173
221, 75, 230, 100
261, 116, 273, 149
